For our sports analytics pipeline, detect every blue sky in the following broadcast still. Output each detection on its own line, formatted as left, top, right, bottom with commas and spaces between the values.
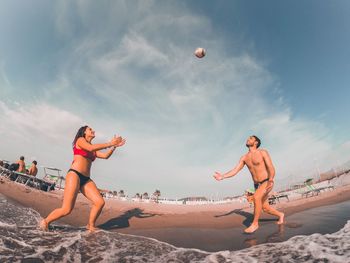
0, 1, 349, 198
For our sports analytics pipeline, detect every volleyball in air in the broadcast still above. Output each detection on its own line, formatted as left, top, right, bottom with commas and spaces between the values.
194, 47, 206, 58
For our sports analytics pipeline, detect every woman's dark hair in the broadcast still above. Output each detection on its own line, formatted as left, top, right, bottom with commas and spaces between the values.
72, 126, 88, 147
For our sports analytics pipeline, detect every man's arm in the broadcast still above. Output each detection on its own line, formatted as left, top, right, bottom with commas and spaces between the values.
28, 166, 33, 175
16, 161, 24, 172
261, 150, 275, 192
213, 156, 245, 181
261, 150, 275, 180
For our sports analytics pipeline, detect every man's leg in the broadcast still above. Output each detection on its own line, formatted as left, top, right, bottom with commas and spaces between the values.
262, 196, 284, 224
244, 186, 265, 233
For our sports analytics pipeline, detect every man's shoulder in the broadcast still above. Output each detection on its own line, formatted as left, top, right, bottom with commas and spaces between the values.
258, 148, 268, 153
241, 153, 249, 160
258, 149, 271, 157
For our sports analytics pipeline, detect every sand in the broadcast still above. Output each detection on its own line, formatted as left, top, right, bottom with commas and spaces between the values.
1, 175, 350, 251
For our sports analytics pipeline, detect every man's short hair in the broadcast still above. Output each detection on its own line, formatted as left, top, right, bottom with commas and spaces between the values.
33, 160, 37, 165
20, 156, 24, 161
252, 135, 261, 148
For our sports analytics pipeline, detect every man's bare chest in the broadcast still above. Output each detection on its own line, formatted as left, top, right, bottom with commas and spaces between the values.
245, 152, 264, 168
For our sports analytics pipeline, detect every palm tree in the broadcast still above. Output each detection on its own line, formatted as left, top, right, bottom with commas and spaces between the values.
142, 192, 149, 199
153, 189, 161, 203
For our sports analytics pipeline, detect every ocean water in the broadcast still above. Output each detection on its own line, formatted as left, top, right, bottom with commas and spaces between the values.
1, 195, 350, 263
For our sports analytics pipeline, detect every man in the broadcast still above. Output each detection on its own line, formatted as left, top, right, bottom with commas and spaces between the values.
214, 135, 284, 233
16, 156, 26, 174
28, 160, 38, 177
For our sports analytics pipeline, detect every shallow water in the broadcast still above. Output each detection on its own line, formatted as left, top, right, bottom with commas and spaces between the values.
122, 200, 350, 252
1, 194, 350, 262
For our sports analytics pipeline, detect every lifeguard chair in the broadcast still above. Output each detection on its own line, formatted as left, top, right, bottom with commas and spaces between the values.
42, 167, 65, 190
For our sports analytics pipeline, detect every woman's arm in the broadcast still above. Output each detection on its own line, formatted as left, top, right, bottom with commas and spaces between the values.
96, 137, 126, 159
76, 136, 119, 152
96, 147, 116, 159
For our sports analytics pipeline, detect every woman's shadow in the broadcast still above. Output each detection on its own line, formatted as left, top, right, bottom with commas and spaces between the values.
98, 208, 158, 230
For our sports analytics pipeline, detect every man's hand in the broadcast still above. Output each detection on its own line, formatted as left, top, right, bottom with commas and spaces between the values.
265, 180, 274, 193
213, 172, 224, 181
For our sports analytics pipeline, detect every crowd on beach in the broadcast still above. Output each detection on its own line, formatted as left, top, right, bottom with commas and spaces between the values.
0, 156, 38, 177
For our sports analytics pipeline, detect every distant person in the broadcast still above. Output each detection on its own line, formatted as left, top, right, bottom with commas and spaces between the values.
40, 126, 126, 232
16, 156, 26, 173
0, 160, 3, 167
214, 135, 284, 233
28, 161, 38, 177
8, 163, 19, 171
3, 163, 10, 170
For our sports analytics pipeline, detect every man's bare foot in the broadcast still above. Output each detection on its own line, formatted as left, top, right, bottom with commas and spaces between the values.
244, 224, 259, 234
277, 213, 285, 225
39, 219, 48, 231
86, 224, 102, 232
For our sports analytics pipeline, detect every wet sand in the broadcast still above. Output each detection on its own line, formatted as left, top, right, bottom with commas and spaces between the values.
119, 200, 350, 251
1, 175, 350, 251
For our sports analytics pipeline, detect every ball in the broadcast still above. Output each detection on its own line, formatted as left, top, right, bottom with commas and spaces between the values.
194, 47, 206, 58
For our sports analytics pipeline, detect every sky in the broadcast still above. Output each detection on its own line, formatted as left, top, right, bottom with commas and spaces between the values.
0, 0, 349, 199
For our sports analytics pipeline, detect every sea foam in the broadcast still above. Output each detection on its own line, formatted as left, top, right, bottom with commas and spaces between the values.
0, 195, 349, 262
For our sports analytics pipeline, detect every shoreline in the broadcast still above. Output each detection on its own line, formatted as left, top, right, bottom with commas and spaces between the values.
1, 176, 350, 230
1, 175, 350, 251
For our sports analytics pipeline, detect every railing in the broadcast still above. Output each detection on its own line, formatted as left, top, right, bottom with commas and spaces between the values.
0, 166, 56, 192
42, 166, 65, 190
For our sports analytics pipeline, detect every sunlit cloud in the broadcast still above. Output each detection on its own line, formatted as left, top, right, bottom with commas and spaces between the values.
0, 1, 348, 197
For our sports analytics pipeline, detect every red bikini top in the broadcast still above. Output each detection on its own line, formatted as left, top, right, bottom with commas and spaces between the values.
73, 144, 96, 162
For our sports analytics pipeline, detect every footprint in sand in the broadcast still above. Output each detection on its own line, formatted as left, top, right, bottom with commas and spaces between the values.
285, 222, 303, 228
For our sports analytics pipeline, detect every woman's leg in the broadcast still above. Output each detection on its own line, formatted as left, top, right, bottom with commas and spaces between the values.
40, 171, 80, 230
80, 180, 105, 231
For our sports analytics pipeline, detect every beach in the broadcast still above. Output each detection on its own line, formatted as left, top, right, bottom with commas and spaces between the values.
1, 174, 350, 252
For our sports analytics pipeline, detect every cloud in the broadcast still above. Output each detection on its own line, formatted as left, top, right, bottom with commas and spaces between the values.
0, 101, 82, 141
0, 1, 348, 198
0, 100, 85, 171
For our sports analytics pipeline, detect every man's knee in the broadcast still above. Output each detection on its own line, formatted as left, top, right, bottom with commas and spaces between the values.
253, 194, 263, 203
262, 204, 270, 212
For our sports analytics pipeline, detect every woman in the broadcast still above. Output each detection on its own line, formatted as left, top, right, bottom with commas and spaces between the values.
40, 126, 126, 232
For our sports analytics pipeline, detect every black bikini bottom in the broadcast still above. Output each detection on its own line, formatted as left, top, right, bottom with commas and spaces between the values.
254, 178, 269, 190
68, 169, 91, 187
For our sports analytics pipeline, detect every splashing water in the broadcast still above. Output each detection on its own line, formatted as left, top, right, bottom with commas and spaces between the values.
1, 195, 350, 263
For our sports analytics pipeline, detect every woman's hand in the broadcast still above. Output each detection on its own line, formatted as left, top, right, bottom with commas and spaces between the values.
111, 135, 126, 147
110, 136, 119, 147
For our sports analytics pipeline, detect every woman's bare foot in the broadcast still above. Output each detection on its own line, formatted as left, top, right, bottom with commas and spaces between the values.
39, 219, 49, 231
244, 223, 259, 234
277, 213, 285, 225
86, 224, 102, 233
